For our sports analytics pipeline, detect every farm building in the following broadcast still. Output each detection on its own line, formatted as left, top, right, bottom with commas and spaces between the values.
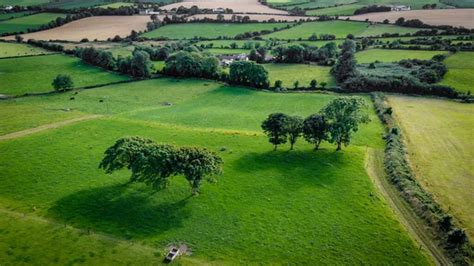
390, 5, 411, 11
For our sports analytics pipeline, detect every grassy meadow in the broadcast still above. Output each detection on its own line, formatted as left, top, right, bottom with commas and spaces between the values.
0, 42, 52, 58
0, 11, 33, 21
0, 78, 431, 264
439, 52, 474, 94
264, 63, 335, 88
0, 12, 66, 35
388, 95, 474, 239
143, 23, 292, 39
359, 24, 420, 37
355, 49, 447, 64
0, 54, 129, 95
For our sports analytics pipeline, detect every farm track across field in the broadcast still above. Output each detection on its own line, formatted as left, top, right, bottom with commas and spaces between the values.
365, 148, 451, 266
0, 115, 101, 141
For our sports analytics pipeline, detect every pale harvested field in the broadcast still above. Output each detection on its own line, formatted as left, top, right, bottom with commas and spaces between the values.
347, 9, 474, 29
189, 14, 314, 22
4, 16, 151, 42
389, 95, 474, 239
161, 0, 287, 14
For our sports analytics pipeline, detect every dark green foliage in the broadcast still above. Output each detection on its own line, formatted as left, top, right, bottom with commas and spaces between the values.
286, 116, 303, 150
331, 40, 357, 83
76, 47, 116, 71
272, 43, 337, 66
99, 136, 222, 193
274, 80, 283, 89
302, 114, 328, 150
261, 113, 289, 151
321, 97, 369, 151
164, 50, 221, 79
310, 79, 317, 89
130, 51, 153, 78
52, 74, 74, 91
229, 61, 269, 89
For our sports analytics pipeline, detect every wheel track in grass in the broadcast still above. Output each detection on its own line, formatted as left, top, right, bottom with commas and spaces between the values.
365, 148, 451, 266
0, 115, 102, 141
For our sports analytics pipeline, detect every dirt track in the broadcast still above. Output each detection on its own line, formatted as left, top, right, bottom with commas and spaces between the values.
161, 0, 287, 14
347, 9, 474, 29
189, 14, 314, 22
4, 16, 152, 41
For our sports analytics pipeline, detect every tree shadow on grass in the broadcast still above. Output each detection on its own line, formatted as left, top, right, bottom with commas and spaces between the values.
232, 149, 349, 190
47, 184, 191, 239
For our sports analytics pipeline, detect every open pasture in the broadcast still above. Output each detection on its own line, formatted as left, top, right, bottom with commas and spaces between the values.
348, 9, 474, 29
355, 49, 446, 64
0, 11, 33, 21
0, 42, 52, 58
358, 24, 419, 37
0, 54, 129, 96
0, 12, 66, 35
0, 0, 50, 6
0, 78, 429, 264
264, 63, 335, 88
264, 20, 368, 40
388, 95, 474, 239
439, 52, 474, 94
6, 16, 151, 42
142, 22, 292, 39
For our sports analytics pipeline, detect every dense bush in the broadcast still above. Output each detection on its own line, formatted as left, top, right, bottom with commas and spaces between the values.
229, 61, 269, 88
164, 51, 221, 79
272, 42, 337, 65
354, 5, 391, 15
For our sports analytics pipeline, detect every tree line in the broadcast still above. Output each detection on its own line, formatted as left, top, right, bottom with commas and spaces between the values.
261, 97, 369, 151
99, 137, 223, 195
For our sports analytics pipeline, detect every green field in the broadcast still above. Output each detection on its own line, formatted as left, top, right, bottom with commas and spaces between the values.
98, 2, 135, 8
355, 49, 447, 64
307, 4, 365, 16
142, 23, 292, 39
389, 95, 474, 239
268, 0, 355, 9
0, 54, 129, 95
265, 20, 369, 40
0, 12, 66, 35
0, 42, 52, 58
0, 11, 33, 21
0, 78, 429, 264
264, 63, 335, 88
359, 24, 420, 37
0, 0, 50, 6
205, 48, 250, 55
439, 52, 474, 94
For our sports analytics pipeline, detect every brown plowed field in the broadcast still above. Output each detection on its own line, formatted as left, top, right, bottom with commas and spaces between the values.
346, 9, 474, 29
161, 0, 287, 14
189, 14, 314, 22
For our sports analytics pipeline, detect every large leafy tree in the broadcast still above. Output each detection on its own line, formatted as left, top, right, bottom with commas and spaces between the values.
229, 61, 269, 88
99, 137, 223, 193
52, 74, 74, 92
261, 113, 289, 151
321, 97, 369, 151
302, 114, 328, 150
331, 40, 357, 83
286, 115, 304, 150
130, 50, 152, 78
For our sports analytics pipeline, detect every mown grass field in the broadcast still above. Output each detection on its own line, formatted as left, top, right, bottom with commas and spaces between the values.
355, 49, 447, 64
359, 24, 420, 37
142, 23, 292, 39
0, 42, 52, 58
0, 78, 430, 264
0, 11, 33, 21
0, 54, 129, 95
439, 52, 474, 94
0, 12, 66, 35
388, 95, 474, 239
0, 0, 50, 6
264, 20, 368, 40
264, 63, 335, 88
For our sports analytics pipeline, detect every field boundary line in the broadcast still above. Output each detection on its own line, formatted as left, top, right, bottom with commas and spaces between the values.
0, 115, 102, 141
365, 148, 451, 266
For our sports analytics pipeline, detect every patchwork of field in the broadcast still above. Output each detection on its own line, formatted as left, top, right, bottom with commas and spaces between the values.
355, 49, 447, 64
0, 42, 52, 58
348, 9, 474, 29
264, 63, 335, 88
0, 78, 429, 264
439, 52, 474, 94
143, 22, 292, 39
388, 95, 474, 239
4, 16, 151, 41
0, 12, 66, 35
161, 0, 288, 14
0, 54, 129, 95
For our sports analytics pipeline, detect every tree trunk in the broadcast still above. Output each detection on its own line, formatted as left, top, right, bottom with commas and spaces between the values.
314, 141, 320, 151
290, 142, 294, 150
273, 144, 277, 151
336, 142, 342, 151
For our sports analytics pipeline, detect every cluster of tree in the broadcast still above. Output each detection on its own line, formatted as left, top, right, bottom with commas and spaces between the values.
228, 61, 269, 88
248, 47, 267, 63
308, 33, 336, 41
273, 79, 328, 91
353, 5, 391, 15
261, 97, 369, 151
52, 74, 73, 92
272, 43, 337, 65
382, 37, 473, 52
399, 58, 447, 83
134, 42, 198, 61
422, 3, 437, 9
164, 50, 221, 79
395, 17, 430, 28
99, 137, 223, 194
331, 40, 357, 83
75, 47, 152, 78
26, 39, 64, 52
